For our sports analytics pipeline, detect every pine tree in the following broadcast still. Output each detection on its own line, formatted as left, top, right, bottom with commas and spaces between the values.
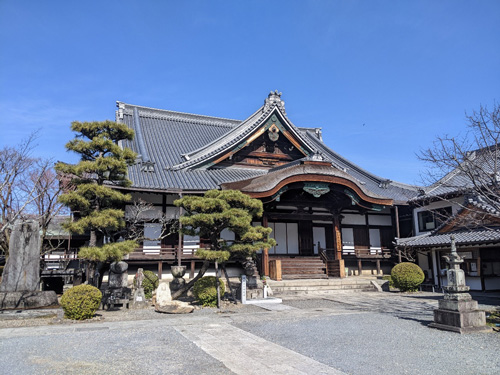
172, 189, 276, 299
56, 120, 137, 286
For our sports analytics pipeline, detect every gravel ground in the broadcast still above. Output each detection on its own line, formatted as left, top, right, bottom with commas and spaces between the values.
233, 293, 500, 375
1, 292, 499, 375
0, 323, 235, 375
0, 300, 263, 329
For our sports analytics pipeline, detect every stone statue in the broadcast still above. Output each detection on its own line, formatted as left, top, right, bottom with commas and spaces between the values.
135, 268, 145, 289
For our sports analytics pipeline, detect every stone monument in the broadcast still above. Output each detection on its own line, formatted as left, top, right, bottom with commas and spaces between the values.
155, 281, 193, 314
0, 220, 58, 309
102, 261, 131, 310
131, 268, 148, 309
429, 235, 492, 334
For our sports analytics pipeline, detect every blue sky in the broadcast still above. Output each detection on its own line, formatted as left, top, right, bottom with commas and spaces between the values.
1, 1, 499, 185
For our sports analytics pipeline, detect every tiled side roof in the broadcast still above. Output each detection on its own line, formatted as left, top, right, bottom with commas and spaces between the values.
410, 146, 500, 202
396, 228, 500, 248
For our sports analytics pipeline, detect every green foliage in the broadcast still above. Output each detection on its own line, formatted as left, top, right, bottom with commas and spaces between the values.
134, 270, 159, 299
60, 284, 102, 320
79, 240, 137, 262
56, 120, 137, 283
193, 276, 226, 307
391, 262, 425, 292
175, 190, 276, 261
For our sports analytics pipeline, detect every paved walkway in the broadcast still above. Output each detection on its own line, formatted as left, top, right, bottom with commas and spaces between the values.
177, 322, 344, 375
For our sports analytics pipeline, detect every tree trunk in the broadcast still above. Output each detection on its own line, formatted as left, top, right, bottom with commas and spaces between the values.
222, 264, 237, 304
171, 259, 210, 300
87, 261, 98, 287
89, 229, 97, 247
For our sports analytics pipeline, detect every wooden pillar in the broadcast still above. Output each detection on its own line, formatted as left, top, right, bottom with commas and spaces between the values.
376, 259, 381, 275
358, 259, 362, 276
333, 214, 342, 260
158, 261, 163, 279
190, 260, 195, 279
262, 215, 269, 276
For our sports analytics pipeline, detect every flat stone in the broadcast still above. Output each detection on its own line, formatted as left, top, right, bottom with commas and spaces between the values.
0, 291, 58, 310
155, 301, 194, 314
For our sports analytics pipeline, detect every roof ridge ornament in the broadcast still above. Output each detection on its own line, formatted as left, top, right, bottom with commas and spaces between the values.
264, 90, 286, 115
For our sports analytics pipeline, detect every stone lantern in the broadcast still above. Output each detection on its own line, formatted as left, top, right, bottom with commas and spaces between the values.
429, 235, 491, 333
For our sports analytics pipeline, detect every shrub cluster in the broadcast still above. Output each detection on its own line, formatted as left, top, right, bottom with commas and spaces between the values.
391, 262, 425, 292
193, 276, 226, 307
134, 270, 159, 299
60, 284, 102, 320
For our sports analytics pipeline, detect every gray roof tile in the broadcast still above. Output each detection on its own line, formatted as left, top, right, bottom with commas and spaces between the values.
117, 98, 419, 200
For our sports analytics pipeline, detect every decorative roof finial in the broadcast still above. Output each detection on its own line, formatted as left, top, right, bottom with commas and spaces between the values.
264, 90, 286, 115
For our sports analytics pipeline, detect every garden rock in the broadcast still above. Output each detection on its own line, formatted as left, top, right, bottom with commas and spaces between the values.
155, 281, 193, 314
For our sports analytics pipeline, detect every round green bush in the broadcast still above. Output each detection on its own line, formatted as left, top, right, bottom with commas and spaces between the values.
60, 284, 102, 320
391, 262, 425, 292
193, 276, 226, 307
134, 270, 159, 299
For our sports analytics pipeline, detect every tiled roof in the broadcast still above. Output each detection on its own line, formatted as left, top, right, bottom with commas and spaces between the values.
410, 147, 500, 202
117, 95, 419, 200
396, 228, 500, 248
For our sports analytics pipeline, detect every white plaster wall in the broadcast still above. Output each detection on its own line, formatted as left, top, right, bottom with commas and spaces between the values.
413, 197, 462, 236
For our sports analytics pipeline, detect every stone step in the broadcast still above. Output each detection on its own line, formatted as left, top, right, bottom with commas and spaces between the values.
268, 278, 378, 297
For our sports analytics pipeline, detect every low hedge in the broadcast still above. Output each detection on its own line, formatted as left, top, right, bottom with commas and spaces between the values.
193, 276, 225, 307
60, 284, 102, 320
391, 262, 425, 292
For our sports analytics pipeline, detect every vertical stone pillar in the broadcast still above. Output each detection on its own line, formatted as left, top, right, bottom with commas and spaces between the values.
0, 220, 40, 292
262, 215, 269, 276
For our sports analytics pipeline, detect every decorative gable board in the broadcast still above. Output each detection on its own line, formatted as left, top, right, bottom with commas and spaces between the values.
213, 113, 308, 169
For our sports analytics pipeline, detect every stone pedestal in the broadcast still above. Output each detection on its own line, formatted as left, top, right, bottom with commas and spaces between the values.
430, 292, 491, 334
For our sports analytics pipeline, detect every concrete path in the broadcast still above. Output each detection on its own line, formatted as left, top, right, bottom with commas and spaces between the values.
176, 322, 345, 375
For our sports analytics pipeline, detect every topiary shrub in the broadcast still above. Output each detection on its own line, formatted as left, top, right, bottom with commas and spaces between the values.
60, 284, 102, 320
193, 276, 225, 307
391, 262, 425, 292
134, 270, 159, 299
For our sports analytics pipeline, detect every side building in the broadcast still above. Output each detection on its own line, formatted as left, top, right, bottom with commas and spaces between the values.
116, 92, 418, 280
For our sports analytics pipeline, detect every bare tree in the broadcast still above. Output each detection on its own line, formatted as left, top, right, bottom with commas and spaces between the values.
118, 198, 179, 244
0, 134, 65, 256
418, 103, 500, 220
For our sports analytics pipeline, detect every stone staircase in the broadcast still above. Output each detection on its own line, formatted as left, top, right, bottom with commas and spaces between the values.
267, 278, 378, 298
274, 256, 328, 280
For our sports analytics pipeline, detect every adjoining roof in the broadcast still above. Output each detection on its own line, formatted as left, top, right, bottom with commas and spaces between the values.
396, 228, 500, 249
410, 145, 500, 202
117, 92, 419, 200
397, 193, 500, 249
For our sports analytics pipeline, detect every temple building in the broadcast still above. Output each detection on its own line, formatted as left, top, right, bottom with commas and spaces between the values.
116, 91, 419, 280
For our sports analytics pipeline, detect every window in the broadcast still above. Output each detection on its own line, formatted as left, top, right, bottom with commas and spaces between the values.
143, 223, 162, 248
417, 207, 452, 232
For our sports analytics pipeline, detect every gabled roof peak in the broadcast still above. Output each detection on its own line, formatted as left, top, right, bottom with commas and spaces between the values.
264, 90, 286, 115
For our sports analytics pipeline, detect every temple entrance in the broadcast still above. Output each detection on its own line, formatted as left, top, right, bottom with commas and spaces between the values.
299, 221, 314, 255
